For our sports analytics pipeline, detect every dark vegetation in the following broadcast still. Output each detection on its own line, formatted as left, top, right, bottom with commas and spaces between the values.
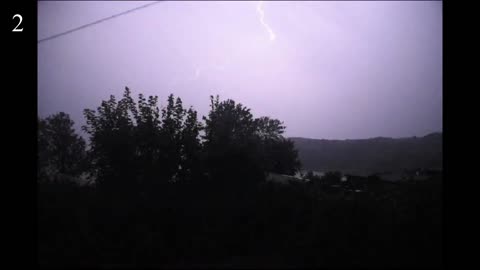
291, 133, 442, 176
38, 87, 442, 268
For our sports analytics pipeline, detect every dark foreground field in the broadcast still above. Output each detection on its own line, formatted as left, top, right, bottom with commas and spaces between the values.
38, 174, 442, 268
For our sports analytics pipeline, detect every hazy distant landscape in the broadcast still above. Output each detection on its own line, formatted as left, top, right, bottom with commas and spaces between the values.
291, 132, 442, 175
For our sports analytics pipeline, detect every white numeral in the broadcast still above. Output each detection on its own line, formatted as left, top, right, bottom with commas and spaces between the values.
12, 14, 23, 32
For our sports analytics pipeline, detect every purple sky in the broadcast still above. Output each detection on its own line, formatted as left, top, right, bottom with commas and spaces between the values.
38, 1, 442, 140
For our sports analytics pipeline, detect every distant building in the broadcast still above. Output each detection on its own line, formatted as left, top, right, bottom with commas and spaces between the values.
297, 170, 325, 182
402, 168, 441, 181
266, 173, 304, 185
376, 172, 403, 182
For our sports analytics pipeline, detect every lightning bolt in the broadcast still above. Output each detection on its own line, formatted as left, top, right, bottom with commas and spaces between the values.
256, 1, 276, 42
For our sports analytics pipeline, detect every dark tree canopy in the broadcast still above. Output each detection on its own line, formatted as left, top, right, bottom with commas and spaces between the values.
80, 90, 301, 193
83, 89, 139, 193
263, 137, 301, 175
202, 95, 301, 187
82, 88, 205, 194
38, 112, 87, 180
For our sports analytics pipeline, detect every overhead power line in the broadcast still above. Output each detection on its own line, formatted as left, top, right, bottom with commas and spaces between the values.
38, 1, 163, 44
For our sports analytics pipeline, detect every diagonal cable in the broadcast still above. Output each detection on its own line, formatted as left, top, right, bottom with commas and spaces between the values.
38, 1, 163, 44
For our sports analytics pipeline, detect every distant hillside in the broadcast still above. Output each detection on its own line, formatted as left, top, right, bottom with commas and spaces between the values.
290, 133, 442, 176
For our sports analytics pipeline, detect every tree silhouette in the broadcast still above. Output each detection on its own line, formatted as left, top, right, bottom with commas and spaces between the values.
134, 92, 164, 191
83, 89, 138, 194
203, 95, 301, 186
179, 107, 203, 182
263, 137, 301, 175
38, 112, 86, 182
82, 88, 205, 194
159, 94, 186, 183
254, 116, 301, 175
